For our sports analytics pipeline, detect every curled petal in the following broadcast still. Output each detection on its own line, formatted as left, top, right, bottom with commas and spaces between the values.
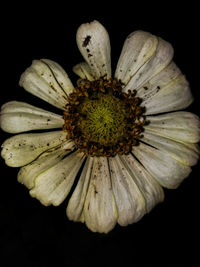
109, 155, 146, 226
136, 61, 181, 99
76, 20, 111, 79
19, 59, 74, 110
142, 130, 200, 166
83, 157, 117, 233
143, 74, 193, 114
124, 37, 174, 92
115, 30, 158, 85
18, 140, 75, 189
41, 59, 74, 95
67, 157, 94, 222
30, 150, 85, 206
1, 131, 67, 167
0, 101, 63, 133
132, 142, 192, 189
145, 112, 200, 143
119, 154, 164, 213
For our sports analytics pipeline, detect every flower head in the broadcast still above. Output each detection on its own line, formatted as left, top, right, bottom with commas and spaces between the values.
1, 20, 200, 233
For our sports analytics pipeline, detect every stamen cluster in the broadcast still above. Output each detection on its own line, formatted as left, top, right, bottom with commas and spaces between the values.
63, 78, 146, 157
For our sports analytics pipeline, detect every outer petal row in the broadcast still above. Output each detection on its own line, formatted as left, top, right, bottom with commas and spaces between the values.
19, 59, 74, 110
18, 140, 75, 189
119, 154, 164, 213
136, 61, 181, 99
30, 150, 85, 206
115, 31, 158, 85
142, 130, 200, 166
67, 155, 164, 232
1, 130, 67, 167
119, 36, 174, 91
83, 157, 117, 233
132, 142, 192, 189
113, 28, 192, 115
68, 157, 118, 233
0, 101, 64, 133
109, 155, 146, 226
142, 74, 193, 114
145, 112, 200, 143
67, 157, 94, 223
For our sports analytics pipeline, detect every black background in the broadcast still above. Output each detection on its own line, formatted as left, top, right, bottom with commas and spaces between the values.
0, 2, 199, 267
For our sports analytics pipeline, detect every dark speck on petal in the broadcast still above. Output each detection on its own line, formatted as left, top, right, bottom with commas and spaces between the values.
82, 35, 91, 47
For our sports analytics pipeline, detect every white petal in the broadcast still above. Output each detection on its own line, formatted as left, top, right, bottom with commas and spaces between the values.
124, 37, 174, 92
83, 157, 117, 233
19, 59, 73, 110
120, 154, 164, 213
30, 150, 85, 206
143, 74, 193, 114
41, 59, 74, 94
0, 101, 64, 133
109, 155, 146, 226
132, 142, 192, 189
136, 61, 181, 99
1, 130, 67, 167
73, 62, 95, 81
115, 31, 158, 85
76, 20, 111, 79
67, 157, 94, 223
18, 140, 75, 189
142, 130, 200, 166
145, 112, 200, 143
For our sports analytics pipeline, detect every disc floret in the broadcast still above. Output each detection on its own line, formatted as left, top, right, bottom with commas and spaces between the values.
63, 78, 145, 157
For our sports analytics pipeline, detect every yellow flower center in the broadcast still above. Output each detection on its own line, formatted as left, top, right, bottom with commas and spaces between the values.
63, 78, 145, 157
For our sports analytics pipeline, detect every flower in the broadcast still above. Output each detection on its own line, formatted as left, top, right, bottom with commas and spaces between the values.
1, 20, 200, 233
